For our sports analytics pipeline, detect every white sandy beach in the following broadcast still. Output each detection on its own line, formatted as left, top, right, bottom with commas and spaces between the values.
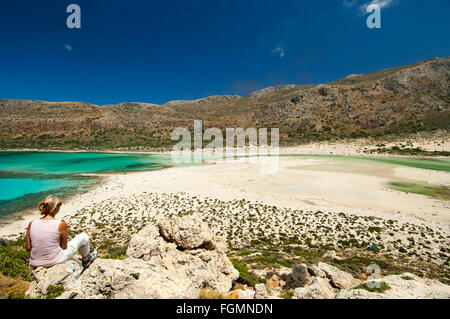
0, 150, 449, 240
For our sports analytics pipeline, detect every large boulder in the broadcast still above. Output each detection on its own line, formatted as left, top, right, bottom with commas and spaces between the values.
26, 215, 239, 299
26, 260, 82, 299
157, 215, 218, 250
307, 265, 327, 278
317, 262, 360, 289
292, 277, 337, 299
322, 250, 337, 259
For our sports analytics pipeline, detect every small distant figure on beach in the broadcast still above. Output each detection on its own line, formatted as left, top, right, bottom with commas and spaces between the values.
25, 195, 98, 268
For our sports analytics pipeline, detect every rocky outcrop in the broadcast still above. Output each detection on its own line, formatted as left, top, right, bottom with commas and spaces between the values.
289, 265, 450, 299
26, 215, 238, 299
317, 262, 360, 289
236, 289, 256, 299
335, 288, 390, 299
254, 283, 270, 299
156, 215, 218, 250
293, 277, 337, 299
307, 264, 327, 278
336, 273, 450, 299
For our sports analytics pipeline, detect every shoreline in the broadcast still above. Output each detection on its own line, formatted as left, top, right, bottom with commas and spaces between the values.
0, 165, 177, 229
0, 138, 448, 255
0, 153, 448, 239
1, 148, 449, 160
0, 173, 109, 226
1, 130, 449, 158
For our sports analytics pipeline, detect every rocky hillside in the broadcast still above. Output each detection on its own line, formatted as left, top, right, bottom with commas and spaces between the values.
25, 216, 450, 299
0, 57, 449, 150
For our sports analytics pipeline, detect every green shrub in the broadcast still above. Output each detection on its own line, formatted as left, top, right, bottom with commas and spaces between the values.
280, 290, 294, 299
6, 291, 30, 299
401, 276, 414, 281
102, 246, 128, 260
0, 238, 32, 281
237, 250, 255, 257
354, 281, 391, 293
230, 259, 265, 287
130, 273, 140, 280
46, 284, 64, 299
368, 226, 383, 233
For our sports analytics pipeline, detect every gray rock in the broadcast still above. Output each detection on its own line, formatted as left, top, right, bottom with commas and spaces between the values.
250, 269, 268, 279
26, 260, 82, 299
157, 215, 217, 250
317, 262, 360, 289
254, 283, 269, 299
322, 250, 337, 259
307, 265, 327, 278
293, 277, 337, 299
336, 272, 450, 299
335, 289, 390, 299
236, 289, 255, 299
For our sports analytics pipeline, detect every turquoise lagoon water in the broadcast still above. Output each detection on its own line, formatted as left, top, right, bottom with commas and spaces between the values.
0, 152, 179, 219
2, 151, 448, 220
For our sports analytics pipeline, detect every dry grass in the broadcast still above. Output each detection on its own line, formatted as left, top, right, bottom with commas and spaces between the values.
0, 274, 29, 299
198, 288, 233, 299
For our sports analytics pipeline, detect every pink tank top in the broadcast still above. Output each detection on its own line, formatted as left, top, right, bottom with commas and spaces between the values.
29, 219, 64, 267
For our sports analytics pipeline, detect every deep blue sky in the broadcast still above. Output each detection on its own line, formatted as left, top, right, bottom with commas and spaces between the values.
0, 0, 449, 105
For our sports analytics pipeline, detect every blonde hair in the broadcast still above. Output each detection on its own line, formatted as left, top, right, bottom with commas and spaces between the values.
38, 195, 62, 216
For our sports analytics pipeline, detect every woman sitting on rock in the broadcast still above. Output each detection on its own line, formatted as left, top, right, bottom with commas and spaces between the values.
25, 195, 98, 268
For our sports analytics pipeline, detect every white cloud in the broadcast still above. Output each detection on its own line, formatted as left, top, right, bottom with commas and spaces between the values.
343, 0, 399, 13
271, 44, 286, 58
342, 0, 359, 8
64, 44, 72, 52
359, 0, 399, 13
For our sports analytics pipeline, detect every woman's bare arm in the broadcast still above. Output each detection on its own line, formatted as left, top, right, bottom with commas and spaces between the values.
58, 220, 68, 249
25, 222, 32, 251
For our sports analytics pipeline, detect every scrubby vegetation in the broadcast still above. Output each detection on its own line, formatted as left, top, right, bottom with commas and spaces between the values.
101, 245, 128, 260
198, 288, 231, 299
368, 146, 450, 157
0, 238, 31, 281
45, 284, 65, 299
354, 281, 391, 293
0, 238, 32, 299
2, 187, 449, 298
387, 182, 450, 200
230, 259, 266, 287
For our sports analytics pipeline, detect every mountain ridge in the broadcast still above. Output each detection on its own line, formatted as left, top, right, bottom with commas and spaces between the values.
0, 57, 448, 150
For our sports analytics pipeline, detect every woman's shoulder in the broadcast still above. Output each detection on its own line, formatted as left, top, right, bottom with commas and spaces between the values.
32, 218, 64, 225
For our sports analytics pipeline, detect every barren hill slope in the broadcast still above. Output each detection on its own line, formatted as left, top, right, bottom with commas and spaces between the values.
0, 57, 448, 150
